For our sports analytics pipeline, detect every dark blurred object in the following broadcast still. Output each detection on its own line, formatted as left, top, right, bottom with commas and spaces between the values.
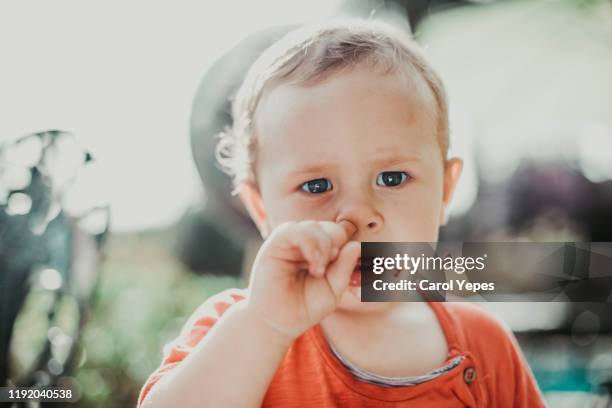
183, 26, 295, 277
0, 130, 109, 397
175, 206, 244, 277
340, 0, 481, 33
441, 160, 612, 334
506, 162, 612, 242
441, 160, 612, 242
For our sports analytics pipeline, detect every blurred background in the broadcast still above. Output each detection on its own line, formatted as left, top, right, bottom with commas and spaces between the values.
1, 0, 611, 406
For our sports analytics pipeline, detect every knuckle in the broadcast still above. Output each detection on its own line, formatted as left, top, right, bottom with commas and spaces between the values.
320, 233, 333, 247
300, 220, 325, 237
272, 221, 297, 238
299, 220, 318, 231
318, 220, 335, 229
280, 220, 297, 231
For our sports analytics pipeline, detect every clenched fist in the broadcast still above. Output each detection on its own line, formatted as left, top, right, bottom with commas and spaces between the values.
246, 220, 360, 340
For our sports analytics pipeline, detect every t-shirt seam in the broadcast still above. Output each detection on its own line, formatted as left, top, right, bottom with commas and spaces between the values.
307, 327, 470, 403
328, 340, 466, 387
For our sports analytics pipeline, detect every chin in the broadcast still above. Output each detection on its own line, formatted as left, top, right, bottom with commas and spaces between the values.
336, 286, 392, 314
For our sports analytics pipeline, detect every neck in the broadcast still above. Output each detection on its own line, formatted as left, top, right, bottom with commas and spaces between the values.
322, 301, 418, 333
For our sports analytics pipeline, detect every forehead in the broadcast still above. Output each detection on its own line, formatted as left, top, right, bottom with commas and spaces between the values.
253, 66, 439, 169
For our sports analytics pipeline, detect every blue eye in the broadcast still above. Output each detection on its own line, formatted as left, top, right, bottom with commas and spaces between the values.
376, 171, 409, 187
301, 178, 333, 194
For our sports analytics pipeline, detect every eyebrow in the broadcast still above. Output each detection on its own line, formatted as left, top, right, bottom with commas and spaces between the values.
285, 153, 422, 179
370, 153, 423, 168
285, 163, 333, 178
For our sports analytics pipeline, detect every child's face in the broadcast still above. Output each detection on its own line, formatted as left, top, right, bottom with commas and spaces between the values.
240, 66, 462, 309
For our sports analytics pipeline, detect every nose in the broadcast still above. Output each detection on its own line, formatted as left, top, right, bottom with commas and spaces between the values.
335, 189, 384, 236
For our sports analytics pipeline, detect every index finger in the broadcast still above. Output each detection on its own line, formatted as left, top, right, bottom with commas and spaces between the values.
316, 220, 356, 261
318, 220, 357, 255
337, 219, 357, 239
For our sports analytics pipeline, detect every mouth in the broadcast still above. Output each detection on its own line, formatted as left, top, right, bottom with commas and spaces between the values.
349, 257, 361, 287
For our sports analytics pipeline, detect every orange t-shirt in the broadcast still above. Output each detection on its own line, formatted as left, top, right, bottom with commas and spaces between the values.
138, 288, 546, 407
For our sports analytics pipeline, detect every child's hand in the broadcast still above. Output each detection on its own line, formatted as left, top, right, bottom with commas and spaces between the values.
247, 220, 360, 340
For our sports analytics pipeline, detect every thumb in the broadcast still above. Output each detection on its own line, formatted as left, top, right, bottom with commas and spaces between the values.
325, 241, 361, 298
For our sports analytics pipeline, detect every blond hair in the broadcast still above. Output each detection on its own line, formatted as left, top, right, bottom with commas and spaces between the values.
216, 19, 449, 189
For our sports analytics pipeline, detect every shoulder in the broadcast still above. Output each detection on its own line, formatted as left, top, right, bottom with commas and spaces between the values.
182, 287, 249, 330
438, 303, 546, 406
438, 303, 523, 374
167, 287, 249, 352
138, 288, 249, 406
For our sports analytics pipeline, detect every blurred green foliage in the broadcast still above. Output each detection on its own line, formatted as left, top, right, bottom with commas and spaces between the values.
74, 228, 240, 407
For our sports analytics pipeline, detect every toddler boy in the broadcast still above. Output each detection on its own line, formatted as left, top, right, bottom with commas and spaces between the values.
139, 19, 545, 407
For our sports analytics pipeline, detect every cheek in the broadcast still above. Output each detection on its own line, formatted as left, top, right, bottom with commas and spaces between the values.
383, 186, 443, 240
386, 204, 440, 240
262, 193, 335, 227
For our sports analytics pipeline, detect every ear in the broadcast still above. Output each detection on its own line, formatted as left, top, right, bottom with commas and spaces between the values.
439, 158, 463, 226
237, 181, 270, 238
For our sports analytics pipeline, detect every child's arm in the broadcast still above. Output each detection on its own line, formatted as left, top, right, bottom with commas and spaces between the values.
140, 220, 359, 408
139, 299, 294, 407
